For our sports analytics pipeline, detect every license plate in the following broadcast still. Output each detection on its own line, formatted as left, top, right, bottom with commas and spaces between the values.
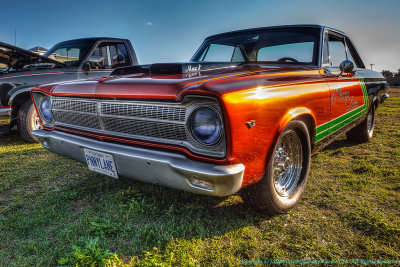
83, 148, 118, 178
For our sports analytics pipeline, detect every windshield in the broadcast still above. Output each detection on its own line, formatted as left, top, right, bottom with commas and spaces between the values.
43, 39, 93, 67
192, 27, 321, 65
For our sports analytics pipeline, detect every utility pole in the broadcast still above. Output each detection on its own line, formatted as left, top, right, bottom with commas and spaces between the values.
14, 28, 16, 46
370, 64, 375, 70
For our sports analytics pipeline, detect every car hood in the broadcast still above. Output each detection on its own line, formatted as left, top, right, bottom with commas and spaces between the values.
0, 42, 65, 73
43, 62, 324, 100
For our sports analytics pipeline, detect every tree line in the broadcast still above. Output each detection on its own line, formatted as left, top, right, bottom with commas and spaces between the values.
381, 69, 400, 78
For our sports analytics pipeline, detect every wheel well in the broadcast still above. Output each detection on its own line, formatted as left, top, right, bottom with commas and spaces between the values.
11, 92, 32, 120
374, 97, 379, 109
294, 114, 315, 148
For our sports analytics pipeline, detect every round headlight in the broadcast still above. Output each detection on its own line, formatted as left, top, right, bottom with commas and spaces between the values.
190, 107, 222, 145
41, 98, 52, 121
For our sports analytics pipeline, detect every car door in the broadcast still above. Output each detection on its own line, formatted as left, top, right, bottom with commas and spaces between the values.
325, 31, 367, 137
78, 42, 132, 80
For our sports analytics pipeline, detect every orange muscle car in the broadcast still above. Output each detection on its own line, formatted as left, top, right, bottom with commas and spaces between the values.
31, 25, 387, 215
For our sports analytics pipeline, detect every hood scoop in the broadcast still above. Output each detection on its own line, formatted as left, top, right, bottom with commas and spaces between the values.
111, 62, 240, 76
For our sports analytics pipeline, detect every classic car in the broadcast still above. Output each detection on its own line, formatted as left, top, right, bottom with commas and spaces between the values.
31, 25, 387, 215
0, 38, 138, 142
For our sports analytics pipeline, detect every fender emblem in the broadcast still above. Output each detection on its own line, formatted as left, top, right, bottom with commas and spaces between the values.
245, 120, 255, 129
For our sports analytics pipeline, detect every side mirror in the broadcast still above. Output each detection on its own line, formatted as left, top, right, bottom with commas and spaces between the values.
339, 60, 354, 74
88, 55, 104, 69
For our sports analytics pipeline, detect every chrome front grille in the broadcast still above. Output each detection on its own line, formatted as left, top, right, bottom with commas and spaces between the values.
53, 111, 101, 129
49, 97, 225, 157
102, 117, 186, 140
53, 99, 97, 114
101, 103, 186, 121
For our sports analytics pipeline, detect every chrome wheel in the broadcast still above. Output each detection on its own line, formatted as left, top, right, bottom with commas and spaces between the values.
367, 107, 374, 137
273, 130, 303, 197
33, 111, 42, 130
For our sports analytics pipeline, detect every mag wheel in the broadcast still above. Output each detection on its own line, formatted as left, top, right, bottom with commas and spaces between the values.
346, 104, 375, 143
241, 120, 311, 215
17, 99, 41, 143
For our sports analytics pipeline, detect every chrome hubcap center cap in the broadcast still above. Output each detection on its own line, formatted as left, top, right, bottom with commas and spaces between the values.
275, 148, 292, 174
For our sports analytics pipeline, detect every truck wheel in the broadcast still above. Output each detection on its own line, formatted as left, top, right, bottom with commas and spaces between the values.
346, 104, 375, 143
17, 99, 41, 143
241, 120, 311, 215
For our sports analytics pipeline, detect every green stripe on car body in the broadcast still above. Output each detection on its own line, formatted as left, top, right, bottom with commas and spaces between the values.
315, 78, 368, 142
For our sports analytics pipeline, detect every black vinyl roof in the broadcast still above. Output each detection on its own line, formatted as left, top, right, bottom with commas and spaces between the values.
205, 24, 345, 40
54, 37, 128, 45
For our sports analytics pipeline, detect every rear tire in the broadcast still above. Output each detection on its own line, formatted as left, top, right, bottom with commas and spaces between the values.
346, 104, 375, 143
241, 120, 311, 215
17, 99, 41, 143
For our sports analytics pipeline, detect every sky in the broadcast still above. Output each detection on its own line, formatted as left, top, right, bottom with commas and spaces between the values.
1, 0, 399, 72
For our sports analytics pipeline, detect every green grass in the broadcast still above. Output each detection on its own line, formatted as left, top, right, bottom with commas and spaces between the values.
1, 97, 399, 266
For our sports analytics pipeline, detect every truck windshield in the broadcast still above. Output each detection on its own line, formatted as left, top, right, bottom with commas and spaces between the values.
44, 40, 93, 67
191, 27, 320, 65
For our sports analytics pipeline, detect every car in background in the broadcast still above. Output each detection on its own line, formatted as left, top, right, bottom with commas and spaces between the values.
31, 25, 387, 215
0, 38, 138, 142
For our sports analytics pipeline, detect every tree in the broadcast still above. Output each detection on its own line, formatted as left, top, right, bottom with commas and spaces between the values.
381, 70, 394, 78
395, 69, 400, 78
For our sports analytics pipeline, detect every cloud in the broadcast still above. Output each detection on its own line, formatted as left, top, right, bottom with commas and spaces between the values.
146, 22, 153, 26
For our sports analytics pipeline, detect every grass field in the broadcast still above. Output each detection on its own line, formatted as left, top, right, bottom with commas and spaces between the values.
0, 92, 399, 266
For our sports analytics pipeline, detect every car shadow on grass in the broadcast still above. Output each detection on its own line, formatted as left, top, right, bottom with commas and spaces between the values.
320, 137, 359, 152
0, 129, 27, 146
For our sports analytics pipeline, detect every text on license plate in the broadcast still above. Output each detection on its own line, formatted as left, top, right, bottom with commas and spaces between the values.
83, 148, 118, 178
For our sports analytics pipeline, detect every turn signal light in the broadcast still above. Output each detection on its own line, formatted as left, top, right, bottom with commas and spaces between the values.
187, 176, 214, 191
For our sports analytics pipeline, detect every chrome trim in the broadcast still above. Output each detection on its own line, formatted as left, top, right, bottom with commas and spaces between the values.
33, 130, 243, 197
0, 107, 11, 117
45, 96, 226, 158
380, 93, 389, 104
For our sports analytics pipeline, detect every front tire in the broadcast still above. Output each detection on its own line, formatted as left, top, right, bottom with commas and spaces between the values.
346, 104, 375, 143
241, 120, 311, 215
17, 99, 41, 143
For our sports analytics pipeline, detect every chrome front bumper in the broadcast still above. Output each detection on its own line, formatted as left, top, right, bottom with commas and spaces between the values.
32, 130, 244, 196
0, 107, 11, 134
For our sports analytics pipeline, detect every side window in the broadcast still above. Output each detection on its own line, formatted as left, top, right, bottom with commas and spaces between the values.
49, 48, 80, 65
231, 47, 245, 62
110, 44, 131, 68
346, 48, 356, 67
345, 37, 364, 68
328, 34, 347, 67
322, 33, 329, 66
91, 44, 111, 69
90, 43, 131, 69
